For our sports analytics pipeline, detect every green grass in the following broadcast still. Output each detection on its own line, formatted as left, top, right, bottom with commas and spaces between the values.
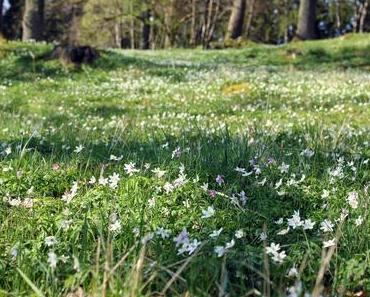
1, 34, 370, 296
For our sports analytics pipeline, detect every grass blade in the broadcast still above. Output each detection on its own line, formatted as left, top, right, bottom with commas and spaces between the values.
17, 268, 45, 297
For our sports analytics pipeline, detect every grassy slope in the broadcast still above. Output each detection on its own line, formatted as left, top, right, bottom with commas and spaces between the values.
0, 34, 370, 296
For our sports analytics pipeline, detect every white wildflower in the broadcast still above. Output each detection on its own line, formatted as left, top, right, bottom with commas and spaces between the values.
156, 227, 171, 239
300, 148, 314, 158
108, 172, 120, 189
303, 219, 315, 230
60, 219, 73, 231
288, 267, 299, 278
275, 218, 284, 225
200, 183, 208, 191
214, 246, 226, 257
287, 210, 303, 229
277, 227, 290, 235
171, 147, 182, 159
74, 145, 84, 153
45, 236, 57, 247
109, 220, 122, 233
278, 162, 290, 174
225, 239, 235, 249
61, 181, 78, 203
110, 154, 123, 161
73, 256, 80, 272
321, 189, 330, 199
323, 238, 336, 248
5, 147, 12, 155
9, 198, 21, 207
235, 229, 245, 239
88, 176, 96, 184
98, 176, 108, 186
148, 197, 156, 208
259, 232, 267, 241
124, 162, 140, 176
266, 243, 280, 255
201, 206, 215, 219
238, 190, 247, 205
152, 167, 166, 178
272, 250, 287, 263
209, 228, 223, 238
355, 216, 364, 226
320, 219, 334, 233
274, 179, 283, 189
346, 191, 359, 209
47, 252, 58, 269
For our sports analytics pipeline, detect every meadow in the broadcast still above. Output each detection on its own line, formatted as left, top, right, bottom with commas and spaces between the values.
1, 34, 370, 296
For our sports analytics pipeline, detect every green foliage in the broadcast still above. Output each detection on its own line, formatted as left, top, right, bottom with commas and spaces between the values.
0, 35, 370, 296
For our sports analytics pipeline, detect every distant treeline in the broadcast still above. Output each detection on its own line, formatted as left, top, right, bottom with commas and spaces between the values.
0, 0, 369, 48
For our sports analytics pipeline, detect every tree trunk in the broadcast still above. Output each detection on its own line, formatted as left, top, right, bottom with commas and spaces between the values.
129, 0, 135, 49
334, 0, 341, 29
190, 0, 197, 46
68, 2, 84, 45
164, 0, 175, 48
114, 22, 121, 48
359, 0, 369, 33
22, 0, 44, 41
200, 0, 216, 48
245, 0, 255, 38
0, 0, 4, 35
297, 0, 317, 40
226, 0, 246, 40
141, 10, 151, 49
200, 0, 208, 47
206, 0, 220, 45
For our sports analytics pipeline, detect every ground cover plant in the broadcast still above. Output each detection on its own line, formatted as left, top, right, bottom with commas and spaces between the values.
1, 34, 370, 296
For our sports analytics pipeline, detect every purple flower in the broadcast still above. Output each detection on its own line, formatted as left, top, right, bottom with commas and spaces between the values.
215, 175, 224, 186
173, 228, 189, 247
208, 190, 217, 198
267, 157, 275, 165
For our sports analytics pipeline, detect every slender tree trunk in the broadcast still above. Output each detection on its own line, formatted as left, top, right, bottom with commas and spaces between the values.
190, 0, 197, 46
164, 0, 175, 48
112, 0, 124, 48
334, 0, 341, 29
245, 0, 255, 38
22, 0, 44, 41
201, 0, 214, 48
0, 0, 4, 35
206, 0, 220, 44
353, 1, 359, 32
150, 15, 155, 49
283, 0, 289, 43
130, 19, 135, 49
129, 1, 135, 49
201, 0, 213, 48
359, 0, 369, 33
141, 10, 151, 49
297, 0, 317, 40
226, 0, 246, 40
200, 0, 208, 47
114, 22, 121, 48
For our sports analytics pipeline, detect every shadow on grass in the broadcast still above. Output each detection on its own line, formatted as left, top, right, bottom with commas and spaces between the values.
0, 48, 213, 84
2, 40, 370, 85
292, 45, 370, 70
